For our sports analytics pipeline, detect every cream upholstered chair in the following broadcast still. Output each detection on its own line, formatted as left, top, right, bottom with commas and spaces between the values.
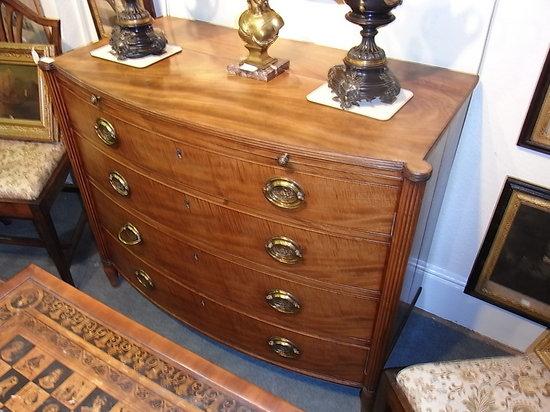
0, 0, 85, 286
374, 335, 550, 411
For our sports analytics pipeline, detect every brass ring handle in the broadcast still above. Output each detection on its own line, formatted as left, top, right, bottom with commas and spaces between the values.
265, 290, 301, 314
267, 337, 301, 359
263, 178, 305, 209
265, 236, 303, 265
118, 223, 142, 246
109, 171, 130, 197
94, 118, 117, 146
135, 270, 154, 290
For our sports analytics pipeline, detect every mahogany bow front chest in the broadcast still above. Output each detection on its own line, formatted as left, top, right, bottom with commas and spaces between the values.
42, 17, 477, 406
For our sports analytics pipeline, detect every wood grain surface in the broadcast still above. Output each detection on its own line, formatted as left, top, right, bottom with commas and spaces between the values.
53, 18, 478, 181
0, 265, 301, 411
63, 84, 401, 238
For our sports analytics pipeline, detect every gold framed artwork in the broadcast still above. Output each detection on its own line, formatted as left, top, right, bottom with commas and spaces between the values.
0, 43, 59, 142
87, 0, 156, 39
465, 178, 550, 326
518, 49, 550, 155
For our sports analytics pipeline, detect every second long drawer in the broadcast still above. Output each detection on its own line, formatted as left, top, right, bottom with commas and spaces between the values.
84, 148, 389, 290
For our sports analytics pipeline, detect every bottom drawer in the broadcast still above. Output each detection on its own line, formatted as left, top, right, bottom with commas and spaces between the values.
107, 233, 369, 385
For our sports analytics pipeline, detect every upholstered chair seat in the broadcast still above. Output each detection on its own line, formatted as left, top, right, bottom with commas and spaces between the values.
0, 139, 65, 201
396, 353, 550, 411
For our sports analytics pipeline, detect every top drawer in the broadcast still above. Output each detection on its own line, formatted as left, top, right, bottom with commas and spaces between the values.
60, 78, 401, 237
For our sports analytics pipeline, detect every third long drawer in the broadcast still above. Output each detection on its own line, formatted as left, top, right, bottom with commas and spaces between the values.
106, 233, 370, 385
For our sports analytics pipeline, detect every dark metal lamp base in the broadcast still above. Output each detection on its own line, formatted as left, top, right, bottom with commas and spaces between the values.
328, 64, 401, 109
110, 26, 167, 60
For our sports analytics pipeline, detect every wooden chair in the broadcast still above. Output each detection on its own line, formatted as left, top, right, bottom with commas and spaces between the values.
0, 0, 86, 286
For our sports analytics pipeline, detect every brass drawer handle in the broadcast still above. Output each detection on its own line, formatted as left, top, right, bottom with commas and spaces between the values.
265, 290, 301, 314
267, 337, 301, 359
109, 171, 130, 197
90, 94, 101, 105
265, 236, 303, 265
94, 118, 117, 146
135, 269, 154, 290
118, 223, 142, 246
277, 153, 290, 167
263, 178, 305, 209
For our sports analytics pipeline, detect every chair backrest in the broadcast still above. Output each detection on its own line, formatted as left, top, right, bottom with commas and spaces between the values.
0, 0, 61, 55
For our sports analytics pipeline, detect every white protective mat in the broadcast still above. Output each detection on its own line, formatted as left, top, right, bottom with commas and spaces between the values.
307, 83, 414, 121
90, 44, 182, 68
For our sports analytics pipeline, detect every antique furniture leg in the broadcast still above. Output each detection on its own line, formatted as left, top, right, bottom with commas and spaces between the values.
30, 203, 74, 286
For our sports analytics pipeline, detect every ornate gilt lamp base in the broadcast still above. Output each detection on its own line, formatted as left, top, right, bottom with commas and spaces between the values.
109, 0, 167, 60
230, 0, 288, 81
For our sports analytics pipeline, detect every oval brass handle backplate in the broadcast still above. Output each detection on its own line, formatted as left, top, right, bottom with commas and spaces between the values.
135, 269, 154, 290
265, 289, 301, 314
265, 236, 303, 265
263, 178, 305, 209
109, 171, 130, 197
94, 118, 117, 146
118, 223, 142, 246
267, 337, 301, 359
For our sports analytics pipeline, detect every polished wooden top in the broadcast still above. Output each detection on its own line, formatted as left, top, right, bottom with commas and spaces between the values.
53, 17, 477, 180
0, 265, 300, 411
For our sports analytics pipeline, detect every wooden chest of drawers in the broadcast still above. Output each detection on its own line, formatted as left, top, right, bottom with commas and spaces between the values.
42, 17, 477, 407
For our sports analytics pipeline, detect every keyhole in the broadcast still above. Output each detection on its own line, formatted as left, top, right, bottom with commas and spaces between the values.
193, 253, 199, 262
176, 148, 184, 159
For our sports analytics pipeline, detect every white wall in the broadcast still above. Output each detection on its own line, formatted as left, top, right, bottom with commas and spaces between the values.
40, 0, 98, 51
418, 0, 549, 349
161, 0, 496, 74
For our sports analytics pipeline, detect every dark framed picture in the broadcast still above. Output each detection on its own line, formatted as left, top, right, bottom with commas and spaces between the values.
517, 49, 550, 155
87, 0, 157, 39
465, 177, 550, 326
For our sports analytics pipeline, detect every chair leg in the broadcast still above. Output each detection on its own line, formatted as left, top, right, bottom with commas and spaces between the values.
31, 205, 75, 287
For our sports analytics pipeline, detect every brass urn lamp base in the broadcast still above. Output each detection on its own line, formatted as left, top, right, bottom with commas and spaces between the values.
328, 0, 403, 109
229, 0, 288, 81
110, 0, 167, 60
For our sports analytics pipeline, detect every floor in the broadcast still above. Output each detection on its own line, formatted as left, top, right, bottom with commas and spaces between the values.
0, 193, 514, 411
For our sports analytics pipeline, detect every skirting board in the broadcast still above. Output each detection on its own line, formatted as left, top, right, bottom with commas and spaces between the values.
410, 259, 545, 351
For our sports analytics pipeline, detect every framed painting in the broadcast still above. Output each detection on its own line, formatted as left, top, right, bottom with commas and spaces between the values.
87, 0, 157, 39
465, 177, 550, 326
0, 43, 58, 142
518, 49, 550, 155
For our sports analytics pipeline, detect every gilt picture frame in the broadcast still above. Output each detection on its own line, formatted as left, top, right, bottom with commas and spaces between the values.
0, 43, 58, 142
87, 0, 156, 39
465, 178, 550, 326
517, 49, 550, 155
